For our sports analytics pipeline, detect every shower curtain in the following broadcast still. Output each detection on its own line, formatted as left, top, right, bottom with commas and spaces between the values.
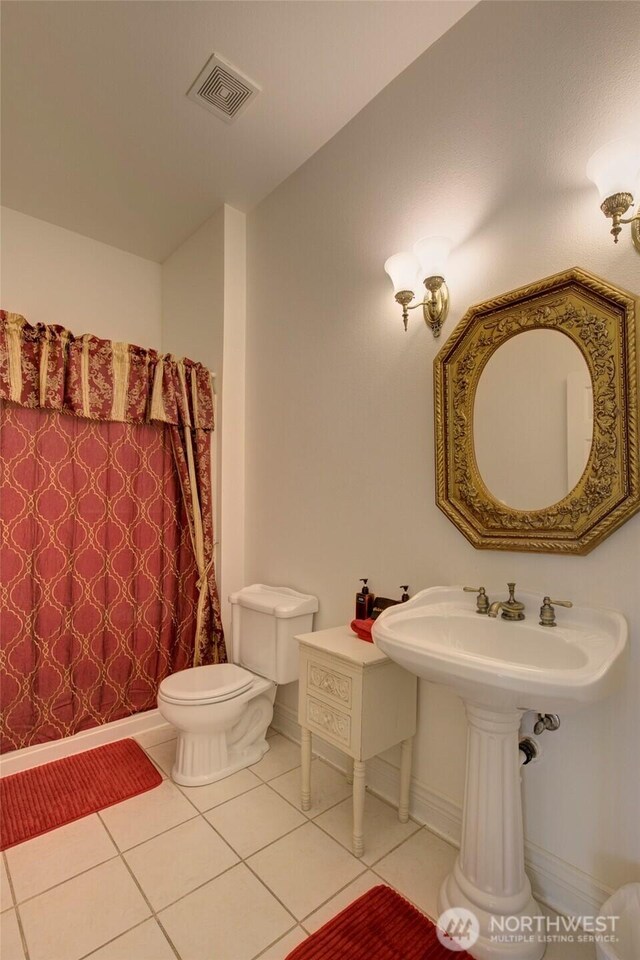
0, 312, 226, 753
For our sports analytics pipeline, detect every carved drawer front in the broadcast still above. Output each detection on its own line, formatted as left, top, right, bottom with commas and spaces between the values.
306, 696, 351, 748
307, 660, 352, 708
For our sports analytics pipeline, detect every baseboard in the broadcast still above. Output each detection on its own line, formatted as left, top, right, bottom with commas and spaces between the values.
0, 709, 173, 777
525, 840, 613, 919
272, 701, 612, 918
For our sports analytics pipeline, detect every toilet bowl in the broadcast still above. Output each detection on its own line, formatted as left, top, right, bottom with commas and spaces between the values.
157, 584, 318, 786
158, 663, 276, 786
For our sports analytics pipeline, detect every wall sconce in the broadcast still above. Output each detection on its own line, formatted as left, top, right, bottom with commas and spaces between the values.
586, 138, 640, 252
384, 236, 451, 337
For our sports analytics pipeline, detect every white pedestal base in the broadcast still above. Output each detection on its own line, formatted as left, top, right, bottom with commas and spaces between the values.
168, 691, 275, 787
438, 703, 545, 960
171, 736, 268, 786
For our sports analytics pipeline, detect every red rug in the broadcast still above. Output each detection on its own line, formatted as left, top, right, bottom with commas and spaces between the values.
0, 738, 162, 850
285, 885, 474, 959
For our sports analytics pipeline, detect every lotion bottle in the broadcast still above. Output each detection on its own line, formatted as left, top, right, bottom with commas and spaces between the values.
355, 579, 374, 619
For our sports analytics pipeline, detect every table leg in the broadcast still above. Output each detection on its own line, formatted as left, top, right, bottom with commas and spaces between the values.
399, 737, 413, 823
301, 727, 312, 811
352, 759, 365, 857
346, 756, 354, 785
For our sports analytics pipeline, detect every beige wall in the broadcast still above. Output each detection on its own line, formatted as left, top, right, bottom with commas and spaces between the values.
246, 0, 640, 908
1, 206, 162, 346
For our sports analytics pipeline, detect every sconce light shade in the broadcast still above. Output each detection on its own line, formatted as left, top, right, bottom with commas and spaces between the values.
385, 237, 453, 336
586, 138, 640, 202
413, 236, 452, 279
384, 251, 419, 294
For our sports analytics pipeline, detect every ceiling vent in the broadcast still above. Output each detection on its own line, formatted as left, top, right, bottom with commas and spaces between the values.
187, 54, 260, 123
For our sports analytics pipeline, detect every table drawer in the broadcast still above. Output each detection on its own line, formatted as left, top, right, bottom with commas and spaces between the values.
306, 696, 352, 749
307, 659, 352, 709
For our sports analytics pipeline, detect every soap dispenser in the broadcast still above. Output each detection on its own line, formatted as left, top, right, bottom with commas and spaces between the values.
355, 579, 374, 619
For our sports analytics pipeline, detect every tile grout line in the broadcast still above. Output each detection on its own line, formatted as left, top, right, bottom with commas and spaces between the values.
5, 800, 431, 959
368, 860, 437, 921
8, 850, 122, 908
254, 741, 425, 861
94, 811, 183, 960
296, 867, 370, 932
175, 775, 264, 814
136, 733, 179, 750
104, 808, 201, 856
202, 802, 305, 862
3, 734, 435, 960
95, 798, 308, 956
89, 805, 304, 960
79, 917, 158, 960
241, 856, 305, 931
2, 849, 31, 960
3, 765, 342, 914
160, 750, 373, 949
251, 922, 302, 960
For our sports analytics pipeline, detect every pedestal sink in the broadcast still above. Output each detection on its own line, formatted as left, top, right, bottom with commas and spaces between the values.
372, 586, 627, 960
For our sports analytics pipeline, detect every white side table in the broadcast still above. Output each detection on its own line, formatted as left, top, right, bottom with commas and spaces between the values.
296, 625, 418, 857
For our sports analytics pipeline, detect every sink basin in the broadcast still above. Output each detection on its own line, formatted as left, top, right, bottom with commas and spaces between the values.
372, 586, 627, 713
372, 586, 628, 959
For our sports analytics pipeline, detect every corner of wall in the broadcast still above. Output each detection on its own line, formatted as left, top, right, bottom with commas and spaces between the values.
159, 204, 247, 641
219, 205, 247, 638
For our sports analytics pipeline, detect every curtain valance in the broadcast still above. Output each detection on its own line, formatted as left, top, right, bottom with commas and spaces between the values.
0, 312, 215, 430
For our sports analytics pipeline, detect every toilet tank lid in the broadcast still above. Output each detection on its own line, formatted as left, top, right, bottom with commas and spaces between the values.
229, 584, 318, 618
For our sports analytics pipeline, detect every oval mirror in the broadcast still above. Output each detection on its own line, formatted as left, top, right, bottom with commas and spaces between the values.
473, 330, 593, 511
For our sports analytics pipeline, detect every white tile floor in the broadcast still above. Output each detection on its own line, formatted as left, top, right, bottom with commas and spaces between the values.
0, 730, 596, 960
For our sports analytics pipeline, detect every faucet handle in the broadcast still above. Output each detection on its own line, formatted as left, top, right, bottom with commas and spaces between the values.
463, 586, 489, 615
539, 596, 573, 627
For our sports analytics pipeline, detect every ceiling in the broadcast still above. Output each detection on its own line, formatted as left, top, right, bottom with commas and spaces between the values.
1, 1, 476, 262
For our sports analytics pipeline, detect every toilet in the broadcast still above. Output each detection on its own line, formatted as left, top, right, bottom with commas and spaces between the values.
157, 584, 318, 786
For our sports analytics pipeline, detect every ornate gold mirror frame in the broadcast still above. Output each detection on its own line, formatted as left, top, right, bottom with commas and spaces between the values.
434, 267, 639, 554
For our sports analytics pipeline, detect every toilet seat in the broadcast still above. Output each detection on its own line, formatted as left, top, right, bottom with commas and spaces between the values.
159, 663, 255, 705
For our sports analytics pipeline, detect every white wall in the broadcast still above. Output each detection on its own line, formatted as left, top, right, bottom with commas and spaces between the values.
474, 330, 589, 509
161, 205, 246, 637
1, 206, 162, 346
246, 0, 640, 912
219, 206, 247, 645
161, 208, 224, 372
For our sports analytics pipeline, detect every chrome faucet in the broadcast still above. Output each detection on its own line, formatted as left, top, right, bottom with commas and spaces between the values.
487, 582, 525, 621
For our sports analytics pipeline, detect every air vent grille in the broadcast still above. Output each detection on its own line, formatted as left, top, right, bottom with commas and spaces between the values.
188, 54, 260, 123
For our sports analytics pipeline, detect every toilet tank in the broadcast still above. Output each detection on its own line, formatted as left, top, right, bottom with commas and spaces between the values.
229, 584, 318, 684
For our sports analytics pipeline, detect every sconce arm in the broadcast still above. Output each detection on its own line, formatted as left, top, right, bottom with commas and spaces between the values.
397, 282, 450, 338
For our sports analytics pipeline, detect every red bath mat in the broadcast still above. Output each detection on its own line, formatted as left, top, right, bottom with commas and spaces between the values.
285, 885, 474, 959
0, 738, 162, 850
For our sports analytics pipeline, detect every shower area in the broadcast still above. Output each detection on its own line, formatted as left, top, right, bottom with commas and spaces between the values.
0, 312, 226, 754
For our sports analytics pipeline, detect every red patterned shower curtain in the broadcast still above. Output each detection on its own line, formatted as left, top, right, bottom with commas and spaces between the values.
0, 312, 226, 753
